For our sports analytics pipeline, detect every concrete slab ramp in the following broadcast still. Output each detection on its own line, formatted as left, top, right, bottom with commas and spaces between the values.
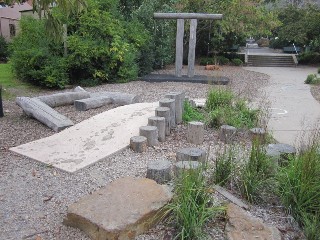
10, 102, 158, 173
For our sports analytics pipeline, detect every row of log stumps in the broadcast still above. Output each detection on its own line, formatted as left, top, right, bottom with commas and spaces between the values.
130, 91, 185, 152
146, 147, 207, 184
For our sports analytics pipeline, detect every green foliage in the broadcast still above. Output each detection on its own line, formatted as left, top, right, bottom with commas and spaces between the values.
231, 58, 243, 66
206, 89, 258, 129
298, 52, 320, 64
305, 74, 320, 85
275, 5, 320, 51
277, 141, 320, 233
239, 140, 276, 203
10, 18, 68, 88
206, 88, 233, 111
215, 56, 230, 65
199, 57, 215, 66
269, 38, 290, 49
213, 146, 235, 187
167, 165, 225, 239
0, 36, 9, 61
182, 101, 205, 123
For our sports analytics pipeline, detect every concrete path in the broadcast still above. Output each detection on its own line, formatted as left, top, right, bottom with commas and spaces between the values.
10, 102, 158, 173
245, 66, 320, 146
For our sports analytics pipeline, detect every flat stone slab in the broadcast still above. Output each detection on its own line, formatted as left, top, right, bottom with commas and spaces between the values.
141, 74, 229, 85
10, 102, 158, 172
226, 203, 281, 240
64, 177, 172, 240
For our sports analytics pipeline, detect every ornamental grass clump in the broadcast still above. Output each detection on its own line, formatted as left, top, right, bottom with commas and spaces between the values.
206, 88, 259, 129
167, 164, 225, 239
239, 140, 276, 203
277, 138, 320, 239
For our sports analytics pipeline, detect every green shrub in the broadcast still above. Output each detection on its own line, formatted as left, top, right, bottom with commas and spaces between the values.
298, 52, 320, 64
10, 18, 68, 88
0, 36, 9, 61
199, 57, 215, 66
215, 56, 230, 65
167, 164, 225, 239
231, 58, 243, 66
305, 74, 320, 84
277, 141, 320, 229
239, 140, 276, 203
183, 101, 205, 123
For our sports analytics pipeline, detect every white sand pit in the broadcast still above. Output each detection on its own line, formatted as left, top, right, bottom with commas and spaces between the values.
10, 102, 158, 173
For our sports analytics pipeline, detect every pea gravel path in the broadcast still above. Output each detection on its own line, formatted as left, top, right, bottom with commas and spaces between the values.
0, 66, 304, 239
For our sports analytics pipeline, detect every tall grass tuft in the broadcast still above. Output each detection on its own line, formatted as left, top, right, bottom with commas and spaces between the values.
167, 165, 225, 239
213, 146, 236, 187
239, 140, 276, 203
277, 139, 320, 238
205, 88, 259, 129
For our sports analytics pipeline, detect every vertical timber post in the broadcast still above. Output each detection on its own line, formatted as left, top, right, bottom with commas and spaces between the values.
63, 24, 68, 57
175, 19, 184, 77
188, 19, 197, 78
0, 85, 4, 117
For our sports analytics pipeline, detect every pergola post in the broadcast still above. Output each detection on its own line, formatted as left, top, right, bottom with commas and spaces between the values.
175, 19, 184, 77
188, 19, 197, 78
153, 13, 223, 78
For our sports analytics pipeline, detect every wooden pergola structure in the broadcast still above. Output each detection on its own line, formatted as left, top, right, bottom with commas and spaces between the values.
153, 13, 223, 78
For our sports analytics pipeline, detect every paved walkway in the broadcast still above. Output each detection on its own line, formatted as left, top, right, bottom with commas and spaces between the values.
10, 102, 158, 172
245, 66, 320, 146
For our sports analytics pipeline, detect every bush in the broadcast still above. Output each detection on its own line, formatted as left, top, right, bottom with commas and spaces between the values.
199, 57, 215, 66
166, 164, 225, 239
305, 74, 320, 84
239, 140, 276, 203
0, 36, 9, 61
215, 56, 230, 65
269, 38, 290, 49
182, 101, 205, 123
231, 58, 243, 66
277, 141, 320, 229
10, 18, 68, 88
298, 52, 320, 64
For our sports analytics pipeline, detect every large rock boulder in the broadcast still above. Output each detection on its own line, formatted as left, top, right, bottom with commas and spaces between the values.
64, 177, 172, 240
226, 203, 281, 240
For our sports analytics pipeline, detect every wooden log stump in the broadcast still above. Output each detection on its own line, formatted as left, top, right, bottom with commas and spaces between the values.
155, 107, 171, 136
146, 159, 172, 184
174, 161, 200, 176
176, 147, 206, 163
250, 128, 266, 144
139, 126, 159, 147
130, 136, 147, 153
148, 117, 166, 142
220, 125, 237, 143
187, 121, 204, 145
159, 98, 176, 128
165, 92, 184, 124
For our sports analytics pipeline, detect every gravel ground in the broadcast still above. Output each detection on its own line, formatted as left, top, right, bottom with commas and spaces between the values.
0, 65, 304, 239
